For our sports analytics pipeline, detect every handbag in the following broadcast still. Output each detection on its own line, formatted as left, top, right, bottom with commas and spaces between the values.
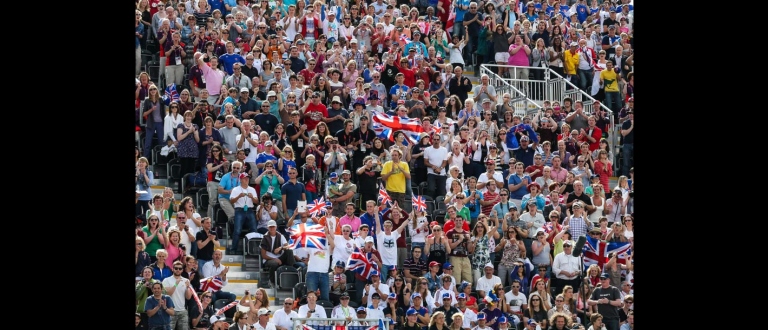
189, 170, 207, 187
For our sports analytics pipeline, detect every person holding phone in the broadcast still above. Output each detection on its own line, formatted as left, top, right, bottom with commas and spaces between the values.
229, 172, 260, 254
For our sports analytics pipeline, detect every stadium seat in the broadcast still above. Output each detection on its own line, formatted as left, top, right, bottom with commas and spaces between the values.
275, 265, 300, 291
293, 282, 307, 300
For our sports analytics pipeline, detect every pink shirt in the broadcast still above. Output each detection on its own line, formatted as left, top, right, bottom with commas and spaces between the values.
550, 167, 569, 183
338, 214, 361, 233
507, 44, 530, 66
164, 244, 182, 268
200, 62, 226, 96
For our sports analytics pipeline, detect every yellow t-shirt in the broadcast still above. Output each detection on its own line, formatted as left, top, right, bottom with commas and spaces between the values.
600, 69, 619, 92
381, 161, 410, 193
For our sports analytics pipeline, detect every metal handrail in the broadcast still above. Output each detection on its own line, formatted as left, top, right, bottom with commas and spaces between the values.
291, 317, 391, 330
477, 64, 543, 116
477, 64, 621, 172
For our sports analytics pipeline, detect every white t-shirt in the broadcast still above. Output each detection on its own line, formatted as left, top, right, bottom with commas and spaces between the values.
332, 235, 356, 267
231, 185, 257, 208
306, 246, 331, 273
272, 309, 298, 330
377, 231, 400, 265
477, 171, 504, 194
331, 305, 357, 322
423, 146, 449, 175
461, 307, 478, 328
185, 212, 201, 235
449, 41, 466, 65
504, 291, 527, 313
253, 321, 277, 330
298, 304, 328, 325
364, 282, 391, 306
161, 276, 190, 311
433, 287, 458, 307
236, 132, 259, 163
475, 275, 502, 294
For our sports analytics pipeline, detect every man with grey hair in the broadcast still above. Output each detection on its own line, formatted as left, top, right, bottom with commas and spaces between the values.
472, 74, 497, 111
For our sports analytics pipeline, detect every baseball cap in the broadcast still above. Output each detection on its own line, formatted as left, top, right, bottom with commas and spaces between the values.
388, 293, 397, 300
258, 308, 271, 316
341, 169, 351, 175
210, 316, 225, 323
406, 308, 419, 316
457, 293, 467, 300
332, 96, 342, 104
570, 42, 578, 47
335, 260, 346, 268
239, 173, 249, 179
364, 236, 374, 243
429, 261, 440, 267
370, 269, 380, 277
267, 220, 277, 227
498, 316, 508, 324
482, 98, 491, 104
600, 273, 611, 279
443, 262, 452, 269
265, 141, 273, 146
240, 87, 250, 93
442, 293, 451, 300
372, 293, 381, 299
267, 91, 277, 97
477, 312, 487, 320
357, 306, 367, 312
329, 172, 338, 179
484, 262, 494, 269
411, 292, 422, 299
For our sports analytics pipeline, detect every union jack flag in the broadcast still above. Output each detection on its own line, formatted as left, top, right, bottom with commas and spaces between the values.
399, 34, 411, 45
412, 195, 426, 212
373, 122, 420, 145
378, 186, 391, 206
289, 223, 327, 250
582, 236, 631, 271
307, 197, 332, 217
445, 9, 456, 34
199, 276, 224, 292
346, 247, 380, 280
371, 112, 424, 134
162, 83, 180, 106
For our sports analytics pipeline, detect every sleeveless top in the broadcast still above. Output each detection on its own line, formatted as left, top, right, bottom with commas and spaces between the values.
471, 234, 491, 270
531, 240, 551, 266
428, 236, 447, 265
587, 197, 605, 224
500, 238, 521, 267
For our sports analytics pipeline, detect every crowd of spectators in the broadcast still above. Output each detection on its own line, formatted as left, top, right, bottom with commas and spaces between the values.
135, 1, 634, 330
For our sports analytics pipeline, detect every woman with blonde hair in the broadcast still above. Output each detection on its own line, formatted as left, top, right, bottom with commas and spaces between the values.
448, 313, 464, 330
163, 228, 186, 268
277, 145, 297, 181
136, 156, 154, 216
343, 59, 359, 91
613, 175, 630, 204
428, 311, 447, 330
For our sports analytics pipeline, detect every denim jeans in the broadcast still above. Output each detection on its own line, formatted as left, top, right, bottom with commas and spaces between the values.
622, 143, 633, 176
305, 191, 317, 204
602, 318, 620, 330
232, 207, 257, 252
380, 264, 395, 282
604, 91, 623, 113
144, 123, 164, 158
305, 271, 330, 301
577, 68, 593, 91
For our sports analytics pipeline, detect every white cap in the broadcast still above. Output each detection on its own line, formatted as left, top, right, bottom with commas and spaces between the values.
258, 308, 272, 316
364, 236, 374, 243
210, 315, 224, 323
268, 220, 277, 227
484, 263, 494, 269
267, 91, 277, 97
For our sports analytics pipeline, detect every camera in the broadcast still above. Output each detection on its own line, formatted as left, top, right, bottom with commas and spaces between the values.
179, 244, 186, 250
628, 190, 634, 198
243, 148, 251, 156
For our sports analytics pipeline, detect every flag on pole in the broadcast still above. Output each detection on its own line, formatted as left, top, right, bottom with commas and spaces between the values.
582, 236, 631, 271
378, 186, 391, 206
289, 223, 327, 250
412, 195, 427, 212
346, 247, 380, 279
307, 197, 332, 217
162, 83, 179, 106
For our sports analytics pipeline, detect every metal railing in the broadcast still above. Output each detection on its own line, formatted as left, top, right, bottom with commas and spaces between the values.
479, 64, 620, 172
478, 64, 542, 118
291, 317, 391, 330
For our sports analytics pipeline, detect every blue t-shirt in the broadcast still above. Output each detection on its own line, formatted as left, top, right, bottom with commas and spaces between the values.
359, 212, 378, 245
255, 153, 278, 175
208, 0, 225, 14
279, 159, 297, 181
464, 189, 483, 219
145, 295, 175, 326
389, 84, 409, 108
576, 4, 589, 23
281, 180, 306, 210
507, 174, 532, 200
455, 0, 471, 22
218, 53, 246, 75
218, 172, 239, 199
